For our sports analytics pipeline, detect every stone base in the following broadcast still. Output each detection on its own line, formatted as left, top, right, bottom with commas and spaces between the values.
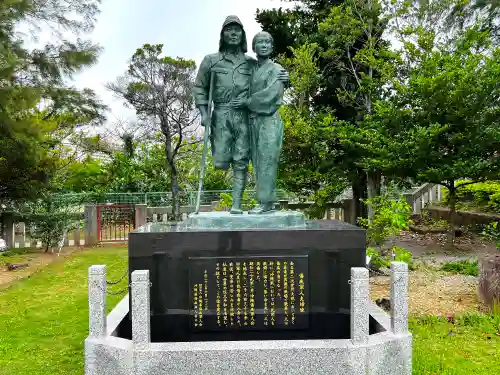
128, 219, 366, 341
182, 210, 307, 230
85, 298, 412, 375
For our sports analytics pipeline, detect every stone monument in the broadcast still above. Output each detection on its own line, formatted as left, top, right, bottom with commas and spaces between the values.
84, 16, 412, 375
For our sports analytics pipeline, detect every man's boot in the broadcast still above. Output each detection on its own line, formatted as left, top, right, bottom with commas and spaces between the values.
249, 202, 275, 214
230, 170, 247, 214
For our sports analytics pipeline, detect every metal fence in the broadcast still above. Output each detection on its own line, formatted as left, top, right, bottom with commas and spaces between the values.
52, 189, 293, 207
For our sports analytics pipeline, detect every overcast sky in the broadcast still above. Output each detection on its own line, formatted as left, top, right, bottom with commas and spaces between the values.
69, 0, 296, 126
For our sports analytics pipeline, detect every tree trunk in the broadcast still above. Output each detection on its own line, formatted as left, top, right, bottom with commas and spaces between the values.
446, 181, 457, 248
163, 137, 180, 222
350, 171, 368, 225
170, 166, 180, 221
366, 170, 382, 222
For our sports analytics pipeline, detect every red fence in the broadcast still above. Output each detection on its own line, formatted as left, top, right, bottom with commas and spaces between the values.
97, 204, 135, 242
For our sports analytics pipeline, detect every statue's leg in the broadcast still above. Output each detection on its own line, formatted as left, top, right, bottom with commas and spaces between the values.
211, 108, 232, 171
230, 109, 250, 214
253, 114, 284, 214
249, 116, 259, 180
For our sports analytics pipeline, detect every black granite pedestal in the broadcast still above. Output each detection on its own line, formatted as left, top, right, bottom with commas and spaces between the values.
127, 217, 366, 342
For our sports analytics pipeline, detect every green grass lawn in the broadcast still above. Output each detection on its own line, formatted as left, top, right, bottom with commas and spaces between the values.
0, 246, 128, 375
0, 246, 499, 375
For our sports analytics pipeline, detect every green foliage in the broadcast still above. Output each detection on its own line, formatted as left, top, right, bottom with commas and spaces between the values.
0, 0, 105, 206
359, 194, 413, 247
393, 246, 415, 269
366, 247, 391, 270
259, 0, 399, 217
215, 192, 257, 212
362, 193, 414, 270
441, 260, 479, 276
367, 245, 415, 271
443, 181, 500, 213
277, 105, 344, 200
369, 26, 500, 189
21, 197, 82, 252
480, 222, 500, 249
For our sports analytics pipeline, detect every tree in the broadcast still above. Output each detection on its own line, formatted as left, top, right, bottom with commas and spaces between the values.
316, 0, 400, 220
369, 25, 500, 245
256, 0, 356, 117
271, 43, 349, 217
107, 44, 199, 220
0, 0, 105, 206
258, 0, 396, 219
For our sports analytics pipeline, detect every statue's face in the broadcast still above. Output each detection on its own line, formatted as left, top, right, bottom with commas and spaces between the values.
254, 34, 273, 58
222, 24, 243, 48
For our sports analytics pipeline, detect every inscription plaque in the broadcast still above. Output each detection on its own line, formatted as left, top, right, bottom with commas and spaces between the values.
189, 255, 309, 331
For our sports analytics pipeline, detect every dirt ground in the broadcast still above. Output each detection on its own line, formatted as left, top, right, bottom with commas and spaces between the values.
370, 230, 498, 316
393, 230, 498, 263
0, 247, 83, 288
370, 270, 482, 316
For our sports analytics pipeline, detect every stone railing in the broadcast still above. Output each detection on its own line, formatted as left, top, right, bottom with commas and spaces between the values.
85, 262, 411, 374
0, 211, 85, 250
403, 183, 442, 214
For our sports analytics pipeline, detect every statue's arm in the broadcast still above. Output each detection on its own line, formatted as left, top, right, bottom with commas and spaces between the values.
194, 55, 212, 119
248, 67, 284, 115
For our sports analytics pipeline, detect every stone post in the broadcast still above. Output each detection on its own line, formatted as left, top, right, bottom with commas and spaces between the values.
134, 204, 147, 228
131, 270, 151, 347
390, 262, 409, 335
350, 267, 369, 344
84, 205, 98, 246
88, 265, 107, 338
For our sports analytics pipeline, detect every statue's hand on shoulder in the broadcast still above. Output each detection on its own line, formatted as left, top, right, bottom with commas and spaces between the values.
278, 69, 289, 84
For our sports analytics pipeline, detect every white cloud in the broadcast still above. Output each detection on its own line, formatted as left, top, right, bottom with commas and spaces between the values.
70, 0, 297, 130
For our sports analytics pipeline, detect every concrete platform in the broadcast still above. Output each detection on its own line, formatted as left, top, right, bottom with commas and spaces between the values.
84, 264, 412, 375
181, 210, 307, 230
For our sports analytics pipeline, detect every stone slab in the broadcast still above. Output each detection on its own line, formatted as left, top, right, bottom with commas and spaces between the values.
181, 211, 306, 230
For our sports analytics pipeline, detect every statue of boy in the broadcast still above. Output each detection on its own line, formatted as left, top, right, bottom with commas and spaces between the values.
193, 16, 288, 214
230, 31, 285, 214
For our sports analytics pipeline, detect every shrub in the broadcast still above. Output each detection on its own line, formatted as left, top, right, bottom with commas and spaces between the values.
367, 246, 416, 271
479, 221, 500, 249
440, 260, 478, 276
366, 247, 391, 270
443, 180, 500, 213
361, 194, 415, 271
393, 246, 416, 270
358, 194, 413, 247
22, 197, 81, 252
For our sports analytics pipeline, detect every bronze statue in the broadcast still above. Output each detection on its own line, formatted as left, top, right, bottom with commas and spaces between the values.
194, 16, 288, 214
231, 31, 285, 214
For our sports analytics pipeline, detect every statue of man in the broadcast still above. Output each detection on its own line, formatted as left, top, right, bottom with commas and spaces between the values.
193, 16, 288, 214
230, 31, 285, 214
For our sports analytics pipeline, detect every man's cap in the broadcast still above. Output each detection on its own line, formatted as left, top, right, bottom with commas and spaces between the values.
222, 15, 243, 29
